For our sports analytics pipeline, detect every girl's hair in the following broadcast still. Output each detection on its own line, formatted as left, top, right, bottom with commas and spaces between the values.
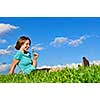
15, 36, 31, 50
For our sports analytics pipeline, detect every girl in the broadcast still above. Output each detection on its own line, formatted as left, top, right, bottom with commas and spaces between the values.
9, 36, 39, 74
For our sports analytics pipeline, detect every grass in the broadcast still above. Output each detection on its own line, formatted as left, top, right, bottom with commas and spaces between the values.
0, 65, 100, 83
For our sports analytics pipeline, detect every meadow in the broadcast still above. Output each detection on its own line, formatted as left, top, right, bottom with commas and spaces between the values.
0, 65, 100, 83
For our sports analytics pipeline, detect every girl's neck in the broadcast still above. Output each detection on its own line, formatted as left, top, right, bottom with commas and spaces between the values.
19, 48, 25, 53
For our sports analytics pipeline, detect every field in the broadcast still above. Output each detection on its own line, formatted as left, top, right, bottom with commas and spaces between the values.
0, 65, 100, 83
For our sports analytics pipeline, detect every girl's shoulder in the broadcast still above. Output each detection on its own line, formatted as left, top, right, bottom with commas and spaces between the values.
16, 50, 23, 55
13, 51, 23, 60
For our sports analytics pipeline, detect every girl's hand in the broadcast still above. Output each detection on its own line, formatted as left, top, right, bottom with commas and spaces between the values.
33, 53, 39, 60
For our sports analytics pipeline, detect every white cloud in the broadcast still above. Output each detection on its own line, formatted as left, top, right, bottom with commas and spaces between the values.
38, 60, 100, 70
50, 36, 88, 47
68, 35, 87, 47
32, 44, 44, 51
0, 45, 15, 55
50, 37, 68, 47
90, 60, 100, 65
0, 39, 7, 44
0, 49, 12, 55
0, 64, 11, 74
6, 45, 15, 51
0, 23, 19, 36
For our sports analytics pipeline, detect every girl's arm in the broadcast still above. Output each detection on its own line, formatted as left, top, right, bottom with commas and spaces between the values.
32, 59, 37, 67
9, 59, 19, 74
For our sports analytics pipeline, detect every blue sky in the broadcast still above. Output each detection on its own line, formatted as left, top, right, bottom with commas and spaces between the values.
0, 17, 100, 68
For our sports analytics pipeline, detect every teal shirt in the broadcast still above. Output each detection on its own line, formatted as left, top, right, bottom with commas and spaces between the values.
14, 51, 36, 74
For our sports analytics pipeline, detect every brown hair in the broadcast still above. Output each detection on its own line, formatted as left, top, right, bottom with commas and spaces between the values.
15, 36, 31, 50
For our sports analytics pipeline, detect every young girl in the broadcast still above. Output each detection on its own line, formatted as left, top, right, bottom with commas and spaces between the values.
9, 36, 39, 74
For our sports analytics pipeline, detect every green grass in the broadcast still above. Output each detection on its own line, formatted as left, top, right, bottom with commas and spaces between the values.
0, 65, 100, 83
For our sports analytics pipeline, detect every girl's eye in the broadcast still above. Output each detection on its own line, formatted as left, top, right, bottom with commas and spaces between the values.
26, 43, 29, 45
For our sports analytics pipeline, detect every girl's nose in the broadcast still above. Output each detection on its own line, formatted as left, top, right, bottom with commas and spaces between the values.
28, 44, 30, 47
28, 45, 30, 48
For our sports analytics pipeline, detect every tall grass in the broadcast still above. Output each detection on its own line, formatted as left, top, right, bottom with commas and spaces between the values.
0, 65, 100, 83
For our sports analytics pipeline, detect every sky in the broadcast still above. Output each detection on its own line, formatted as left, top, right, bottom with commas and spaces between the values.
0, 17, 100, 72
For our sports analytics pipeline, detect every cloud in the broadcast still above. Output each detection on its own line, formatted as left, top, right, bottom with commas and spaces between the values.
0, 49, 11, 55
32, 44, 44, 51
50, 37, 68, 47
50, 36, 88, 47
0, 39, 7, 44
90, 60, 100, 65
38, 60, 100, 70
68, 36, 87, 47
0, 45, 15, 55
0, 64, 11, 74
6, 45, 15, 51
0, 23, 19, 36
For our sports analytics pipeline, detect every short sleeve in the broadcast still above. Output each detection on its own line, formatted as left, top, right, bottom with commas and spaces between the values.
13, 51, 22, 60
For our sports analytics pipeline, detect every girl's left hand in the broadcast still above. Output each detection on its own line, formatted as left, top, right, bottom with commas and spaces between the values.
33, 53, 39, 60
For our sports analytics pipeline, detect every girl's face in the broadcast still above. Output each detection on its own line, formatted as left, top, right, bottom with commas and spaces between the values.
20, 40, 30, 51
